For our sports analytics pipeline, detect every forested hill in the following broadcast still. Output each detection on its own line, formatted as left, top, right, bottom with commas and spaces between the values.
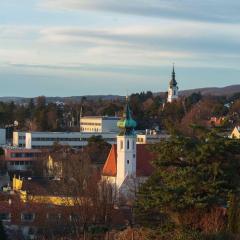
0, 84, 240, 103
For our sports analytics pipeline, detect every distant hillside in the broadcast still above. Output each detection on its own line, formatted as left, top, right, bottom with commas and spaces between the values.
0, 85, 240, 103
179, 85, 240, 97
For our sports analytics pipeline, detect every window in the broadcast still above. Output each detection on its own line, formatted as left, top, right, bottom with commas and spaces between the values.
127, 140, 130, 150
69, 213, 80, 222
132, 140, 135, 149
21, 213, 35, 222
0, 213, 11, 221
127, 160, 130, 164
120, 140, 123, 149
133, 154, 136, 158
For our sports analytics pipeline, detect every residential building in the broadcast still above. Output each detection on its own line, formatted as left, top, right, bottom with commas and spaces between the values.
3, 147, 46, 174
136, 129, 169, 144
208, 116, 226, 127
80, 116, 120, 133
167, 65, 179, 103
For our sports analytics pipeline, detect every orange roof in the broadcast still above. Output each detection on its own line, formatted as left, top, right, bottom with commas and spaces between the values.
102, 144, 154, 177
102, 145, 117, 176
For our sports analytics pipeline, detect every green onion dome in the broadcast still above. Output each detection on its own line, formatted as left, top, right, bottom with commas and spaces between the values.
117, 101, 137, 135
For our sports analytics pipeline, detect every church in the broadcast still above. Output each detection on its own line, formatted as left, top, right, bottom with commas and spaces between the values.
167, 65, 179, 103
102, 67, 179, 199
102, 99, 154, 199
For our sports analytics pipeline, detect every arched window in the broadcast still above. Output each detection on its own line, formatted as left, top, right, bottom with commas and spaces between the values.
120, 140, 123, 149
127, 140, 130, 149
132, 140, 135, 149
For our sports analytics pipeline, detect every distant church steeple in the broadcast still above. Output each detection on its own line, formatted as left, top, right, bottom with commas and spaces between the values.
167, 64, 179, 103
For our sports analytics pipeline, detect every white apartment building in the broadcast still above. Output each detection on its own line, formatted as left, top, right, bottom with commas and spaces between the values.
13, 131, 117, 149
80, 116, 120, 133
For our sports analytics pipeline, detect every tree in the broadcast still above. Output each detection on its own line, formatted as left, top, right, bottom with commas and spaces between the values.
86, 136, 111, 165
135, 130, 240, 234
0, 221, 7, 240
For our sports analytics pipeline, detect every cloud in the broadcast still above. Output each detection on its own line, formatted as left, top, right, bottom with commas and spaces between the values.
1, 20, 240, 76
39, 0, 240, 23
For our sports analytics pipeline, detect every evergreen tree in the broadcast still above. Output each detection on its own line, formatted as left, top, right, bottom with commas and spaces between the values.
135, 130, 240, 232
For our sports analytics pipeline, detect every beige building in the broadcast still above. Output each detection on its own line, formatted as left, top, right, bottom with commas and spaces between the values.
136, 130, 169, 144
80, 116, 120, 133
230, 126, 240, 139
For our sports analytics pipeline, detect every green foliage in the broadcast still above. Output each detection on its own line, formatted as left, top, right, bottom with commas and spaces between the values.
185, 92, 202, 110
135, 130, 240, 233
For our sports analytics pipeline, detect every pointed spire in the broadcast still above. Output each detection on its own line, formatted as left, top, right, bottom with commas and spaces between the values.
170, 63, 177, 87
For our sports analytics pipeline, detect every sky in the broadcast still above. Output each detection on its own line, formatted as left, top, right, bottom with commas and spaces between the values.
0, 0, 240, 97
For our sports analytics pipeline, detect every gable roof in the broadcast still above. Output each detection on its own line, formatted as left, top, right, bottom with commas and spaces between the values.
102, 144, 154, 177
102, 145, 117, 177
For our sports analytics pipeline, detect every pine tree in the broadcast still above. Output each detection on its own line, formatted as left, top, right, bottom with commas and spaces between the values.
135, 130, 240, 231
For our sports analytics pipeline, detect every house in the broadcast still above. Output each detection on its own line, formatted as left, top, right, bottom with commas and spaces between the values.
230, 126, 240, 139
102, 99, 155, 199
208, 116, 226, 127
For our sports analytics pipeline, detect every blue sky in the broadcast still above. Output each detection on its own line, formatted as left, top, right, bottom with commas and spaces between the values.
0, 0, 240, 97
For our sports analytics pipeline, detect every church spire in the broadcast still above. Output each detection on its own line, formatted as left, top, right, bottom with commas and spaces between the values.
167, 64, 179, 103
117, 97, 137, 136
170, 63, 177, 87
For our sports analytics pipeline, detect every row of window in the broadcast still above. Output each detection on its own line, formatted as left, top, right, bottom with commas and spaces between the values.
32, 137, 88, 141
0, 212, 35, 222
80, 127, 100, 132
18, 136, 26, 140
80, 122, 101, 126
0, 212, 82, 222
120, 140, 135, 150
10, 153, 41, 158
8, 161, 33, 166
137, 138, 145, 143
31, 137, 115, 142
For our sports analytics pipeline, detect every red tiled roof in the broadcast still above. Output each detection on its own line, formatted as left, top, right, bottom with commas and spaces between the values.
102, 145, 117, 177
102, 144, 154, 177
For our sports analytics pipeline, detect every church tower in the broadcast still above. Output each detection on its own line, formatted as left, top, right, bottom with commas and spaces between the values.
116, 98, 137, 189
167, 65, 179, 103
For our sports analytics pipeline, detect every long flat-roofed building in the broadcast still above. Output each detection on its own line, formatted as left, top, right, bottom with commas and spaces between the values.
23, 131, 117, 149
80, 116, 120, 133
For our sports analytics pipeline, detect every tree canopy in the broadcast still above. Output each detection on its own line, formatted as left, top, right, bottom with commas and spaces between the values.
135, 130, 240, 233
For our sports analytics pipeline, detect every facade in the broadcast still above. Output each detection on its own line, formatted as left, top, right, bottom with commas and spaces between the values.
12, 131, 117, 149
102, 101, 154, 198
0, 128, 6, 145
167, 65, 179, 103
230, 126, 240, 139
80, 116, 120, 133
13, 131, 26, 147
136, 130, 169, 144
3, 147, 45, 173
